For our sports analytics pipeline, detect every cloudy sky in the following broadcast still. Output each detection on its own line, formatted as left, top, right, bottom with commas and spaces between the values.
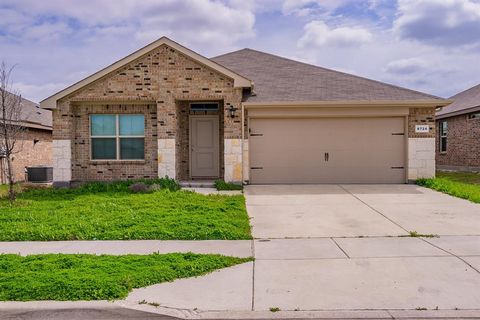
1, 0, 480, 102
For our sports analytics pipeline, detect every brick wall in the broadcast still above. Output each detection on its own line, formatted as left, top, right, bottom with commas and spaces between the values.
436, 114, 480, 170
53, 44, 243, 182
408, 107, 435, 138
1, 128, 52, 183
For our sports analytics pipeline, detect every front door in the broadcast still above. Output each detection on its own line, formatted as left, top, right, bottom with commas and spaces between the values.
190, 115, 220, 178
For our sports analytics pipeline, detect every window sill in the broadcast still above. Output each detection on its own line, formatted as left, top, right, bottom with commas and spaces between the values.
89, 160, 146, 164
439, 152, 447, 155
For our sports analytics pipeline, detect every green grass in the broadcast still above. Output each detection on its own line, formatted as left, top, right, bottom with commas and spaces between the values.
436, 171, 480, 184
0, 253, 251, 301
214, 180, 243, 191
417, 171, 480, 203
0, 180, 251, 241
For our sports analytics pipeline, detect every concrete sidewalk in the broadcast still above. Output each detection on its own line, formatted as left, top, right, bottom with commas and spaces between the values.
0, 240, 252, 258
124, 236, 480, 315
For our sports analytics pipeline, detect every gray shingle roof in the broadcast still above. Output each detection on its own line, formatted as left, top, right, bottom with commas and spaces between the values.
437, 84, 480, 118
2, 91, 52, 129
211, 48, 445, 103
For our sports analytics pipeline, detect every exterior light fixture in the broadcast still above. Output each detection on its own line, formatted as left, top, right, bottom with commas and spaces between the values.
228, 105, 238, 118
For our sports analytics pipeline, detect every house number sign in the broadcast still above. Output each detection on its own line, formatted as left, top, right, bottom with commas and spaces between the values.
415, 125, 430, 133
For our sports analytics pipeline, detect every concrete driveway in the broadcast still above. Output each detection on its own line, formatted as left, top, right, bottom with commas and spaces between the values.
124, 184, 480, 318
245, 184, 480, 238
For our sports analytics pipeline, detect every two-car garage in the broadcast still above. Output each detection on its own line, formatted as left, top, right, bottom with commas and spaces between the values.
247, 106, 408, 184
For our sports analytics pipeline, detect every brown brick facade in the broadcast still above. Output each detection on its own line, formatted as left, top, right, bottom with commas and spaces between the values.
1, 128, 52, 183
53, 44, 243, 182
436, 114, 480, 170
408, 107, 435, 138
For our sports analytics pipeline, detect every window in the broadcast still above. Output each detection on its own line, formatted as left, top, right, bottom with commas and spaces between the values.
190, 102, 219, 111
439, 121, 447, 153
468, 112, 480, 119
90, 114, 145, 160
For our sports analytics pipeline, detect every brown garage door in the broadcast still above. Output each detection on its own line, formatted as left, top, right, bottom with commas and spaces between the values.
249, 117, 405, 184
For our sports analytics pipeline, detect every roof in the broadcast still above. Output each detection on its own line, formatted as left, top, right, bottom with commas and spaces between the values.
40, 37, 252, 109
2, 91, 52, 130
437, 84, 480, 119
212, 48, 448, 106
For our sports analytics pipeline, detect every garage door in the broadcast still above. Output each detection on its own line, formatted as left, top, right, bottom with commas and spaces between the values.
249, 117, 405, 184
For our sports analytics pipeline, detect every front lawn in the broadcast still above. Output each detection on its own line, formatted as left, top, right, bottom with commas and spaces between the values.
417, 171, 480, 203
0, 180, 251, 241
0, 253, 251, 301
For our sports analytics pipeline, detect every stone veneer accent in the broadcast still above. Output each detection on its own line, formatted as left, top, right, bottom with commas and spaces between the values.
408, 138, 435, 180
158, 138, 176, 179
224, 138, 242, 183
52, 139, 72, 184
242, 139, 249, 182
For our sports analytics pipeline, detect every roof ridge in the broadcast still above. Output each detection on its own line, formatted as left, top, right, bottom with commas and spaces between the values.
449, 83, 480, 99
215, 47, 444, 101
210, 48, 251, 60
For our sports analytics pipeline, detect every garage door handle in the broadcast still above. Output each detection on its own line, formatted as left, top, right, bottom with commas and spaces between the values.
250, 133, 263, 137
324, 152, 330, 162
251, 167, 263, 170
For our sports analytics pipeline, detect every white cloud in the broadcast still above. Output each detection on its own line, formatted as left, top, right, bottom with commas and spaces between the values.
282, 0, 347, 16
394, 0, 480, 46
384, 57, 429, 75
135, 0, 255, 47
298, 20, 373, 48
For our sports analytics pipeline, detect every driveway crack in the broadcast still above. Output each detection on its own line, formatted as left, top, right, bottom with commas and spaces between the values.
421, 237, 480, 274
331, 237, 350, 258
338, 185, 409, 234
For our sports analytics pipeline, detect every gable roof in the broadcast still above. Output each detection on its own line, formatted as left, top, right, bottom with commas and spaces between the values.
40, 37, 252, 109
437, 84, 480, 119
212, 48, 448, 106
2, 91, 51, 130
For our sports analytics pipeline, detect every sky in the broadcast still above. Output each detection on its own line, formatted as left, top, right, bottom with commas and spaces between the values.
1, 0, 480, 102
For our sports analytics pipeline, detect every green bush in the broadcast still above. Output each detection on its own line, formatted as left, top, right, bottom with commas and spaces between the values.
214, 180, 243, 191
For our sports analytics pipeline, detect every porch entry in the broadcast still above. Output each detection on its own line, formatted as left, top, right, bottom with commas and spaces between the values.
189, 115, 220, 178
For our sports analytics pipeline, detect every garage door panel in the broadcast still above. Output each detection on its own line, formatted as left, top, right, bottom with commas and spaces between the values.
249, 117, 405, 184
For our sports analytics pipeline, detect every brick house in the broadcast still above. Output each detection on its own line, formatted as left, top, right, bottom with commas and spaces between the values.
0, 93, 52, 183
40, 37, 450, 186
436, 84, 480, 171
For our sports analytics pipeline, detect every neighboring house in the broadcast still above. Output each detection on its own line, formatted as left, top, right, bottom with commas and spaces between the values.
40, 37, 449, 186
436, 84, 480, 171
0, 93, 52, 184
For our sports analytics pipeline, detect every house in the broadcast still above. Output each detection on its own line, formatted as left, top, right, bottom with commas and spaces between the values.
0, 92, 52, 183
39, 37, 450, 186
436, 84, 480, 171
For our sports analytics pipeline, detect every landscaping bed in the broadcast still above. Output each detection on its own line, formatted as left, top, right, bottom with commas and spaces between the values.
0, 253, 251, 301
417, 171, 480, 203
0, 180, 252, 241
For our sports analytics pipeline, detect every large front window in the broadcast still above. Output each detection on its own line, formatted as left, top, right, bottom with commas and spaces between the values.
439, 120, 447, 153
90, 114, 145, 160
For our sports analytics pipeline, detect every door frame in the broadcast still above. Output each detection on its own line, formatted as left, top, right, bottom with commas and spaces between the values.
189, 115, 220, 179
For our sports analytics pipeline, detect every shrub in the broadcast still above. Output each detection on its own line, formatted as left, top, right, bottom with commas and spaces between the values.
148, 184, 162, 192
214, 180, 243, 191
129, 182, 150, 193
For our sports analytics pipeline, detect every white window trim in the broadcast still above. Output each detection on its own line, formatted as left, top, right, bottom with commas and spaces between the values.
90, 114, 145, 161
439, 120, 447, 153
